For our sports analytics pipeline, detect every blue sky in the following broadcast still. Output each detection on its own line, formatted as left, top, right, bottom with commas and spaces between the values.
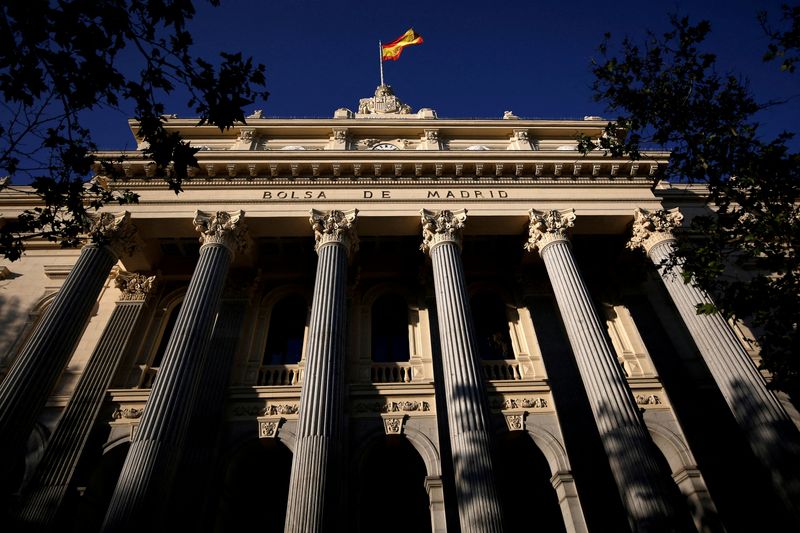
81, 0, 799, 151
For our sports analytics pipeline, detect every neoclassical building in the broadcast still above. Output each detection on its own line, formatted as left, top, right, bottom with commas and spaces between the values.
1, 86, 799, 533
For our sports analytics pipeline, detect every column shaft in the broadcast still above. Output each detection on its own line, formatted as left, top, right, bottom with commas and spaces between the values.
430, 240, 504, 533
18, 296, 148, 530
0, 244, 117, 481
284, 242, 348, 533
649, 240, 800, 518
540, 239, 685, 532
101, 243, 232, 532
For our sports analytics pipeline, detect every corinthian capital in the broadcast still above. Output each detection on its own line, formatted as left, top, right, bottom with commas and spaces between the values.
309, 209, 359, 255
420, 208, 467, 254
115, 271, 158, 301
524, 209, 576, 254
89, 211, 138, 258
627, 208, 683, 255
193, 210, 248, 254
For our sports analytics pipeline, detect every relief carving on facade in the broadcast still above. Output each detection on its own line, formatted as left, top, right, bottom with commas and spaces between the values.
357, 84, 412, 115
420, 208, 467, 253
504, 413, 525, 431
628, 207, 684, 255
89, 211, 138, 258
112, 407, 144, 420
309, 208, 359, 255
193, 210, 248, 254
381, 414, 406, 435
115, 271, 158, 301
491, 397, 549, 410
262, 403, 300, 416
259, 419, 283, 438
352, 399, 432, 414
635, 394, 663, 406
524, 208, 576, 253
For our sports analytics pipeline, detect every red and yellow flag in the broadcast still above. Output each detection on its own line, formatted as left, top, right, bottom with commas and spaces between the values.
381, 29, 423, 61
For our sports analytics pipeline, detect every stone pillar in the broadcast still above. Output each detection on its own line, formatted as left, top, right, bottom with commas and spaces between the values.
424, 475, 447, 533
629, 207, 800, 520
420, 208, 505, 533
550, 472, 588, 533
284, 209, 357, 533
525, 209, 686, 532
101, 210, 247, 532
0, 212, 136, 492
17, 272, 157, 530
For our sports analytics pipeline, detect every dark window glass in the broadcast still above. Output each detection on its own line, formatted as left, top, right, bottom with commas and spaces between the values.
371, 294, 410, 363
264, 296, 307, 365
152, 303, 181, 368
472, 294, 513, 360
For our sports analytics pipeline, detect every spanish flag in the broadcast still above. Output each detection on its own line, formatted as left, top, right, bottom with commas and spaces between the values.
381, 29, 424, 61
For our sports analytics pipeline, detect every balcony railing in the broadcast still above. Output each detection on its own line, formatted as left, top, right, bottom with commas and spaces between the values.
371, 362, 414, 383
258, 364, 303, 386
481, 359, 523, 381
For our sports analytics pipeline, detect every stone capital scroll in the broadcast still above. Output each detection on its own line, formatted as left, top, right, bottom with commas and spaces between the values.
115, 271, 158, 302
193, 210, 248, 254
89, 211, 138, 258
524, 208, 576, 254
309, 208, 359, 256
420, 208, 467, 254
627, 207, 684, 255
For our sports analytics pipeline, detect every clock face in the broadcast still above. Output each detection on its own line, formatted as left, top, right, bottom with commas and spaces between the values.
372, 143, 400, 151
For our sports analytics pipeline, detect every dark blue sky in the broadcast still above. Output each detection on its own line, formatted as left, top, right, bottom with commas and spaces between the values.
86, 0, 798, 151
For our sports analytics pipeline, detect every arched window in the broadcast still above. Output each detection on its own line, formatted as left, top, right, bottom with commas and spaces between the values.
471, 293, 514, 360
263, 295, 307, 365
151, 302, 182, 369
371, 294, 410, 363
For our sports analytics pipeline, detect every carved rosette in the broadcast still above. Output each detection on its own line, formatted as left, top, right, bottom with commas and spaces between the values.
627, 207, 684, 255
115, 271, 158, 301
309, 208, 359, 255
420, 208, 467, 254
89, 211, 138, 258
193, 210, 248, 254
524, 209, 576, 254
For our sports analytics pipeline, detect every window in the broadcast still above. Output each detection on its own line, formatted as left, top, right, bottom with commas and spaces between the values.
371, 294, 410, 363
263, 295, 307, 365
471, 294, 514, 360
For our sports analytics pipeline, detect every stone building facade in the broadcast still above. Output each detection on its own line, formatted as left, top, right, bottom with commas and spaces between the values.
1, 86, 799, 532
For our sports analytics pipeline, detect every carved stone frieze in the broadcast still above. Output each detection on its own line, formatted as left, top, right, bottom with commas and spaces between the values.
112, 407, 144, 420
628, 207, 684, 255
352, 399, 432, 414
115, 271, 157, 301
193, 210, 248, 254
489, 396, 549, 410
89, 211, 138, 258
635, 394, 663, 406
524, 209, 576, 254
309, 209, 359, 256
420, 208, 467, 253
261, 403, 300, 416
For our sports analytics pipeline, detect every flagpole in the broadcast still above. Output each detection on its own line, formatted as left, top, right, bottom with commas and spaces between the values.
378, 41, 385, 86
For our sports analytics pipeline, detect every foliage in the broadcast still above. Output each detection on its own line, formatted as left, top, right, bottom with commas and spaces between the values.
578, 14, 800, 397
0, 0, 268, 260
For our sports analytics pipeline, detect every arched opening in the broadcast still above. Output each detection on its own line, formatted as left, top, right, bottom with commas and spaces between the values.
495, 431, 566, 533
70, 442, 130, 533
471, 293, 513, 360
213, 438, 292, 532
370, 293, 410, 362
357, 435, 430, 532
264, 295, 307, 365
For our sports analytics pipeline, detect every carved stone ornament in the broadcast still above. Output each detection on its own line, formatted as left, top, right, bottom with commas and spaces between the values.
381, 413, 407, 435
628, 207, 684, 255
490, 397, 549, 410
420, 208, 467, 254
424, 129, 439, 142
112, 407, 144, 420
332, 128, 348, 142
237, 128, 256, 142
524, 209, 576, 254
260, 404, 300, 416
309, 209, 359, 255
352, 400, 433, 414
259, 419, 284, 438
504, 413, 526, 431
635, 394, 663, 406
357, 84, 412, 115
193, 210, 248, 254
115, 271, 157, 301
89, 211, 138, 258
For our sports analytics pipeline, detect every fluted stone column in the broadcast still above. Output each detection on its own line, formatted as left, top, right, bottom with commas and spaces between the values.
101, 210, 247, 532
525, 209, 686, 533
284, 209, 357, 533
0, 212, 136, 493
630, 207, 800, 520
420, 208, 505, 533
17, 272, 157, 530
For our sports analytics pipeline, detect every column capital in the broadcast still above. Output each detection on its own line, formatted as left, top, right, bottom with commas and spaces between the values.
309, 208, 359, 255
420, 208, 467, 254
524, 209, 576, 254
193, 210, 248, 254
627, 207, 683, 255
89, 211, 138, 258
114, 271, 158, 302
